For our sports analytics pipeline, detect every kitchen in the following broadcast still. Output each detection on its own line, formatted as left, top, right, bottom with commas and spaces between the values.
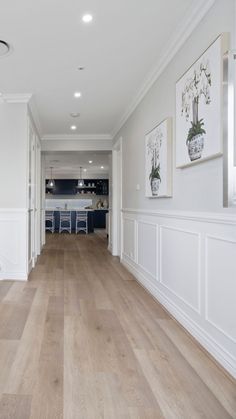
44, 151, 111, 235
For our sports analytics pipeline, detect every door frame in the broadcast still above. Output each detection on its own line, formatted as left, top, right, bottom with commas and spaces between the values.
112, 136, 123, 257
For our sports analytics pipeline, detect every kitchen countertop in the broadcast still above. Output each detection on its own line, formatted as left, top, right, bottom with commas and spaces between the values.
45, 208, 109, 211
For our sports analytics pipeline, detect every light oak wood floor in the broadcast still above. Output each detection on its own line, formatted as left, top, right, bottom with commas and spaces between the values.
0, 232, 235, 419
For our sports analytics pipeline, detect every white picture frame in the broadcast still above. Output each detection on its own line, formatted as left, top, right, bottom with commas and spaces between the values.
145, 118, 172, 198
176, 34, 229, 168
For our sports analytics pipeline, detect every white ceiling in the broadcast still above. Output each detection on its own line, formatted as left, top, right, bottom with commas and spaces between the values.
1, 0, 196, 136
44, 151, 110, 178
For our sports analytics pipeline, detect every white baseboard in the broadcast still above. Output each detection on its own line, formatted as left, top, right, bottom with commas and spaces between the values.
0, 272, 28, 281
121, 254, 236, 379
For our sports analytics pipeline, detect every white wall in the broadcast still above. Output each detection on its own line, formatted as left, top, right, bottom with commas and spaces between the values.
114, 0, 236, 378
0, 101, 41, 280
0, 103, 28, 208
114, 0, 236, 214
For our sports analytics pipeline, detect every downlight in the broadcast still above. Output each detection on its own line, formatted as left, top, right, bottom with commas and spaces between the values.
0, 40, 10, 57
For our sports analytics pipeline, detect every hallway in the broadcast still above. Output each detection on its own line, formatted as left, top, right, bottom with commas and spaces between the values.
0, 233, 235, 419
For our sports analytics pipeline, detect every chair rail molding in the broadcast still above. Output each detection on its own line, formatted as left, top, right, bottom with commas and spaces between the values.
121, 207, 236, 379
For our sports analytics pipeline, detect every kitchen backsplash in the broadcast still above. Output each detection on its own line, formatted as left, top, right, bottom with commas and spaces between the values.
45, 195, 109, 209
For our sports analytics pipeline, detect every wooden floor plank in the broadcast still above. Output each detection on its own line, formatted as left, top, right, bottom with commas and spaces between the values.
30, 296, 64, 419
0, 394, 31, 419
0, 232, 235, 419
0, 288, 36, 340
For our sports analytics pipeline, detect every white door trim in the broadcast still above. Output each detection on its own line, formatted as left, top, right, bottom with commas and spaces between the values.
112, 137, 123, 257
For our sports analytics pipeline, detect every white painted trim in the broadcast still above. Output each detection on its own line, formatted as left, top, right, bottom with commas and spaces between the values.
205, 234, 236, 344
159, 225, 201, 314
42, 133, 113, 141
136, 220, 157, 281
111, 0, 216, 138
1, 93, 32, 103
121, 255, 236, 379
122, 208, 236, 225
0, 209, 28, 213
0, 272, 27, 281
112, 137, 123, 256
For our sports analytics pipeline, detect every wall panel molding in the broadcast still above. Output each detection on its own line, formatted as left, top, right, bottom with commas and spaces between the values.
159, 225, 201, 314
0, 209, 28, 281
205, 234, 236, 344
121, 208, 236, 379
122, 208, 236, 226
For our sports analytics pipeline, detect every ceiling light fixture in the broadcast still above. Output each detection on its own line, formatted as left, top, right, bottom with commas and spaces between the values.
89, 160, 93, 164
70, 112, 80, 118
74, 92, 81, 98
77, 166, 85, 188
101, 166, 104, 169
82, 14, 93, 23
83, 168, 87, 172
0, 40, 10, 57
70, 125, 77, 130
47, 167, 55, 189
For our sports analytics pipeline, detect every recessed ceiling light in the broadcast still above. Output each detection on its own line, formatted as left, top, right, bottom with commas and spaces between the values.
82, 14, 93, 23
70, 125, 77, 130
74, 92, 81, 98
89, 160, 93, 164
70, 112, 80, 118
83, 168, 87, 172
0, 40, 10, 57
101, 166, 104, 169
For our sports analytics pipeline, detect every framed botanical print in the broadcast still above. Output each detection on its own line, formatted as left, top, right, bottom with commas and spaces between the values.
145, 118, 172, 198
176, 34, 229, 168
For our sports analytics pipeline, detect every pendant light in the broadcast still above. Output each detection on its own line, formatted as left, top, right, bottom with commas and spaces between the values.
77, 166, 84, 188
47, 167, 55, 189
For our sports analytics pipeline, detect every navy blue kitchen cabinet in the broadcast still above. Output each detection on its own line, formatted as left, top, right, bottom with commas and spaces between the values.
46, 179, 109, 196
93, 210, 108, 229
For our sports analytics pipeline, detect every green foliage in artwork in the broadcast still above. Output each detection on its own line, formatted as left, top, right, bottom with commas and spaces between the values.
149, 164, 161, 181
186, 119, 206, 144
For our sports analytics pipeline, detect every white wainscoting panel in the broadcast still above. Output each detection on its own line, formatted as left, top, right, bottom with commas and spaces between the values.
121, 208, 236, 379
123, 217, 135, 261
160, 226, 200, 313
137, 221, 157, 280
206, 235, 236, 344
0, 209, 28, 280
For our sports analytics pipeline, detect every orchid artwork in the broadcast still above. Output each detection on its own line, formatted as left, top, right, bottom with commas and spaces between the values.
176, 35, 224, 168
145, 119, 172, 198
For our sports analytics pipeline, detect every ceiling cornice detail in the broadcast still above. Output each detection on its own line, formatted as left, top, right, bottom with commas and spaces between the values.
111, 0, 216, 139
1, 93, 32, 103
42, 134, 113, 141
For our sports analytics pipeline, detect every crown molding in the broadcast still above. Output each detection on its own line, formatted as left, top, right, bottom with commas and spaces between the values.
1, 93, 32, 103
0, 93, 42, 138
111, 0, 216, 139
42, 133, 113, 141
